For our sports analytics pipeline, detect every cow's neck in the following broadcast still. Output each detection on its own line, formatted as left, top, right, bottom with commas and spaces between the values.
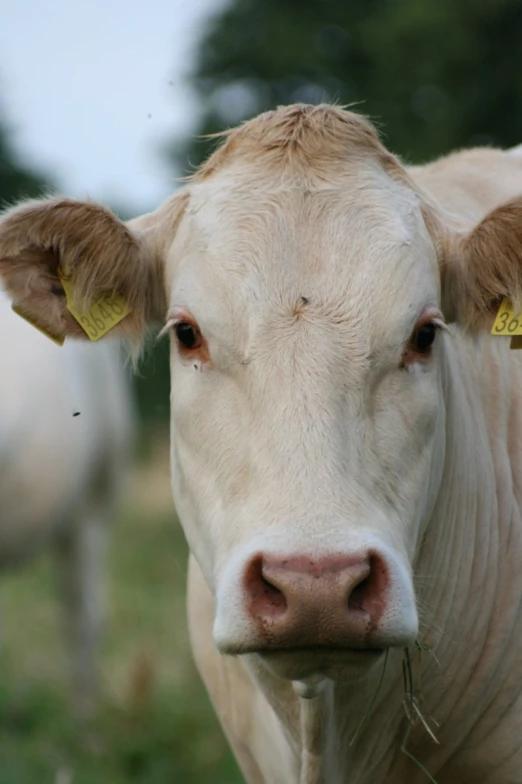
408, 334, 522, 777
244, 334, 522, 783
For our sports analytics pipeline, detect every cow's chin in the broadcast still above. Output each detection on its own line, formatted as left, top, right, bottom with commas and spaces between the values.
253, 646, 387, 685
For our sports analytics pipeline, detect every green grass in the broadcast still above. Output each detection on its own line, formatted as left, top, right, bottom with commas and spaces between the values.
0, 449, 243, 784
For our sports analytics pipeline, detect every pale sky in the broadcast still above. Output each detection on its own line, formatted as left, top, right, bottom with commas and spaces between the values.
2, 0, 226, 214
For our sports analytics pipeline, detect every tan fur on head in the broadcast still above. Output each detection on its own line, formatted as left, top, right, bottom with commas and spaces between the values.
0, 197, 168, 344
194, 103, 406, 186
441, 196, 522, 328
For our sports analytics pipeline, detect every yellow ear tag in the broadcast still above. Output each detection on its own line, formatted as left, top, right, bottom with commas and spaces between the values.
492, 298, 522, 349
58, 270, 131, 341
12, 304, 65, 346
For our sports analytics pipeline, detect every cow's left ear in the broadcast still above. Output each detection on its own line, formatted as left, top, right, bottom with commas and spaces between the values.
0, 194, 187, 344
438, 196, 522, 329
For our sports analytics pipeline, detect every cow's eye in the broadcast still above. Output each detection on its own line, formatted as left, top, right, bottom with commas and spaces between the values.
175, 322, 201, 350
410, 323, 437, 353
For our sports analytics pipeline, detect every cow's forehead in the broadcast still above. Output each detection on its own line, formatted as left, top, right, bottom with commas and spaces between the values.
170, 159, 439, 336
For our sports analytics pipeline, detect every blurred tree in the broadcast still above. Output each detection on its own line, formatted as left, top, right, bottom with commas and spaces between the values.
0, 116, 51, 204
171, 0, 522, 171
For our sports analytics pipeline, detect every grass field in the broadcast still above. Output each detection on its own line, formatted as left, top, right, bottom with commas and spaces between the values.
0, 440, 243, 784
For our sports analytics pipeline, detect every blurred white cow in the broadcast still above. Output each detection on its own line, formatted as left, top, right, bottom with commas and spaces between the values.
0, 287, 134, 717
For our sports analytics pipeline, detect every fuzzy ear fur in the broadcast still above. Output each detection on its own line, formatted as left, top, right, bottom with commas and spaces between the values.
0, 197, 170, 343
440, 196, 522, 328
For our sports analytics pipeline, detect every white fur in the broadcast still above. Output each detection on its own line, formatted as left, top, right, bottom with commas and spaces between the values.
168, 164, 442, 651
213, 529, 418, 657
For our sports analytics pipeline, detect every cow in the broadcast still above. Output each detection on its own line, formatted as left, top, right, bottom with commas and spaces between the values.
0, 285, 134, 718
0, 103, 521, 781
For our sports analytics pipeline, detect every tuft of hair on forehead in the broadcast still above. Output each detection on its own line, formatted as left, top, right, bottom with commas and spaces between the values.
192, 103, 407, 184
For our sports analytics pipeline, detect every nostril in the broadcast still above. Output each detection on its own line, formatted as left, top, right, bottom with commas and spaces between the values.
348, 574, 372, 612
244, 556, 287, 619
347, 555, 388, 619
260, 573, 286, 605
259, 569, 286, 609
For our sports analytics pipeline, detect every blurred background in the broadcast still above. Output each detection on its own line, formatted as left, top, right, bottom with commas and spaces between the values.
1, 0, 522, 781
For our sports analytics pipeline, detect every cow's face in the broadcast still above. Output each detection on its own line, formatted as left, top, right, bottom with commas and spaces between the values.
162, 155, 445, 683
0, 105, 518, 686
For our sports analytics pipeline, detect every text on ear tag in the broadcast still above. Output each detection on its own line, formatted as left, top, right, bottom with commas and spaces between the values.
492, 299, 522, 348
58, 270, 131, 341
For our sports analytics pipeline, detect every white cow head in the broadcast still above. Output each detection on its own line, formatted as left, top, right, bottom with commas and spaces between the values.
1, 105, 520, 686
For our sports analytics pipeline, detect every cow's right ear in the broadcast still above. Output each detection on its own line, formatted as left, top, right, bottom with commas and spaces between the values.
0, 194, 187, 344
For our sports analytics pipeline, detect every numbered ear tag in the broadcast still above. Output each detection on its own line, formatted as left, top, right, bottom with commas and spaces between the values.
492, 299, 522, 349
58, 270, 131, 341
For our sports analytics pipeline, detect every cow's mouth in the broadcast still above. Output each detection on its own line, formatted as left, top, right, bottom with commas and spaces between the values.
262, 645, 385, 657
247, 645, 388, 682
223, 639, 387, 656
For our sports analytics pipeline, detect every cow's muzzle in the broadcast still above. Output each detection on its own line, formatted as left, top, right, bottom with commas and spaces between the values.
243, 552, 387, 648
214, 536, 418, 681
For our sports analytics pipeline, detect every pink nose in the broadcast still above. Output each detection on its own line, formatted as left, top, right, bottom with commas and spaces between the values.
243, 553, 388, 648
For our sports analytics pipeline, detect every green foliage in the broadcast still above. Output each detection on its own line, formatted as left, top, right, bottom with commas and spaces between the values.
172, 0, 522, 171
0, 681, 241, 784
0, 492, 242, 784
0, 116, 52, 205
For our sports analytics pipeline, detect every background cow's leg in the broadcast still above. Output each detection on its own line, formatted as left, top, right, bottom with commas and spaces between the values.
55, 506, 107, 720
